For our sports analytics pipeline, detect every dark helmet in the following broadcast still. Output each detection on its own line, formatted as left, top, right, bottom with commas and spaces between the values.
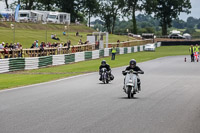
101, 60, 106, 66
130, 59, 136, 67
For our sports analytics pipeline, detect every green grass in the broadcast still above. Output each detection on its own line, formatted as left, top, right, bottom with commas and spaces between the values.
0, 22, 134, 48
0, 46, 190, 90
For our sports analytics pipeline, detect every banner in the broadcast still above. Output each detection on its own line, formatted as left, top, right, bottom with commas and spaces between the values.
14, 4, 20, 21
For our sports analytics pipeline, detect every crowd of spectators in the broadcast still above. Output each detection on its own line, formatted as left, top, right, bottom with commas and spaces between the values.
30, 40, 71, 49
0, 37, 91, 58
0, 42, 23, 58
0, 42, 23, 50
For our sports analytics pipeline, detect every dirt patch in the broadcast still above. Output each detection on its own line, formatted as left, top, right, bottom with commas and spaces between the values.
0, 22, 10, 28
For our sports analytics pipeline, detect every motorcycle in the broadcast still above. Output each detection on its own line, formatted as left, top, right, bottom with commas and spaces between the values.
123, 70, 140, 98
100, 68, 110, 84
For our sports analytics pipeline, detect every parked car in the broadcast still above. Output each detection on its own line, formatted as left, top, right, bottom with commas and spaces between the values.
144, 43, 155, 51
168, 34, 186, 39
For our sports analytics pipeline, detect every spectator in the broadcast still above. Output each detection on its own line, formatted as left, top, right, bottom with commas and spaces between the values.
189, 45, 195, 62
51, 34, 60, 40
84, 40, 89, 44
117, 40, 120, 47
16, 42, 19, 49
51, 34, 54, 39
55, 42, 58, 47
67, 40, 71, 50
4, 43, 9, 48
31, 41, 36, 48
0, 42, 5, 49
75, 31, 82, 37
39, 42, 45, 54
76, 31, 79, 36
78, 39, 83, 45
9, 43, 13, 49
63, 31, 66, 35
59, 42, 63, 48
3, 48, 8, 58
36, 40, 39, 48
111, 46, 117, 60
13, 43, 16, 49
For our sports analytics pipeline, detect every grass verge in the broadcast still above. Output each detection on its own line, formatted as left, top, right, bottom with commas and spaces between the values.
0, 46, 189, 90
0, 23, 134, 48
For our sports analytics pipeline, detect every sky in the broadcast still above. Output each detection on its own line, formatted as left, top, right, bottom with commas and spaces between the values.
0, 0, 199, 21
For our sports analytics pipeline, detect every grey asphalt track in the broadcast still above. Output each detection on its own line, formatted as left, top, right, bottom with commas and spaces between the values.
1, 55, 200, 133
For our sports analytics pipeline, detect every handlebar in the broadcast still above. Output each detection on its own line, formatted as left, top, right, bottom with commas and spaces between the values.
122, 70, 143, 75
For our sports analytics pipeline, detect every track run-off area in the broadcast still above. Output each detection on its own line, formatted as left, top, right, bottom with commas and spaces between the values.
0, 55, 200, 133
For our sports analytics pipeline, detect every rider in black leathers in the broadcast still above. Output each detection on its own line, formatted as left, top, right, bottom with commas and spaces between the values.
99, 60, 113, 81
122, 59, 144, 91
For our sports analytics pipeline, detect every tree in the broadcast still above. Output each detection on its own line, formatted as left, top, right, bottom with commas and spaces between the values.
19, 0, 36, 10
5, 0, 9, 9
82, 0, 100, 27
37, 0, 56, 11
197, 23, 200, 29
121, 0, 144, 34
99, 0, 123, 33
152, 0, 191, 35
183, 28, 196, 34
187, 16, 199, 26
172, 19, 186, 29
55, 0, 84, 22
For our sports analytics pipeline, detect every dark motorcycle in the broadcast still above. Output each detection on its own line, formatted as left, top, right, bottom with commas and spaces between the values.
100, 68, 110, 84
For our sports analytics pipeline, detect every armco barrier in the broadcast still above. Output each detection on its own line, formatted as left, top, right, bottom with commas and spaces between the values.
124, 47, 128, 54
137, 46, 140, 52
0, 59, 9, 73
140, 45, 144, 52
38, 56, 52, 68
9, 58, 25, 71
104, 48, 110, 57
0, 44, 161, 74
65, 54, 75, 64
75, 52, 85, 62
128, 47, 131, 53
131, 47, 134, 53
119, 48, 124, 55
53, 55, 65, 66
99, 50, 104, 57
92, 50, 99, 59
85, 51, 92, 60
25, 57, 39, 70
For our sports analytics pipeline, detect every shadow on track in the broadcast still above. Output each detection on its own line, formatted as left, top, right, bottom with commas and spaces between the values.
118, 97, 139, 99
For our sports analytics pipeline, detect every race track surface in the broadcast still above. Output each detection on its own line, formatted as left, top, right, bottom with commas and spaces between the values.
1, 55, 200, 133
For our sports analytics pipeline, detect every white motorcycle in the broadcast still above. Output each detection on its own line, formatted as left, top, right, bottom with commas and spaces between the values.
123, 70, 140, 98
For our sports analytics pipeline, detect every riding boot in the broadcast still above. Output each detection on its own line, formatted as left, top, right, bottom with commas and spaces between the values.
138, 82, 141, 91
99, 75, 102, 81
123, 85, 126, 92
138, 84, 141, 91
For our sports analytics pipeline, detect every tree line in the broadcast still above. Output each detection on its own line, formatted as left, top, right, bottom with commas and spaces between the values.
4, 0, 191, 35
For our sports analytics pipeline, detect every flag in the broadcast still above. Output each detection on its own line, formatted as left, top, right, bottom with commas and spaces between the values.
14, 4, 20, 21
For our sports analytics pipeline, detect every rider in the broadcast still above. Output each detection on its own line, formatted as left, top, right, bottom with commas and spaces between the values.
99, 60, 113, 81
122, 59, 144, 91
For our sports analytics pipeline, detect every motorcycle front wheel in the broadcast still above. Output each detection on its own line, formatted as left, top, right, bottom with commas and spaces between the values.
127, 86, 132, 99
